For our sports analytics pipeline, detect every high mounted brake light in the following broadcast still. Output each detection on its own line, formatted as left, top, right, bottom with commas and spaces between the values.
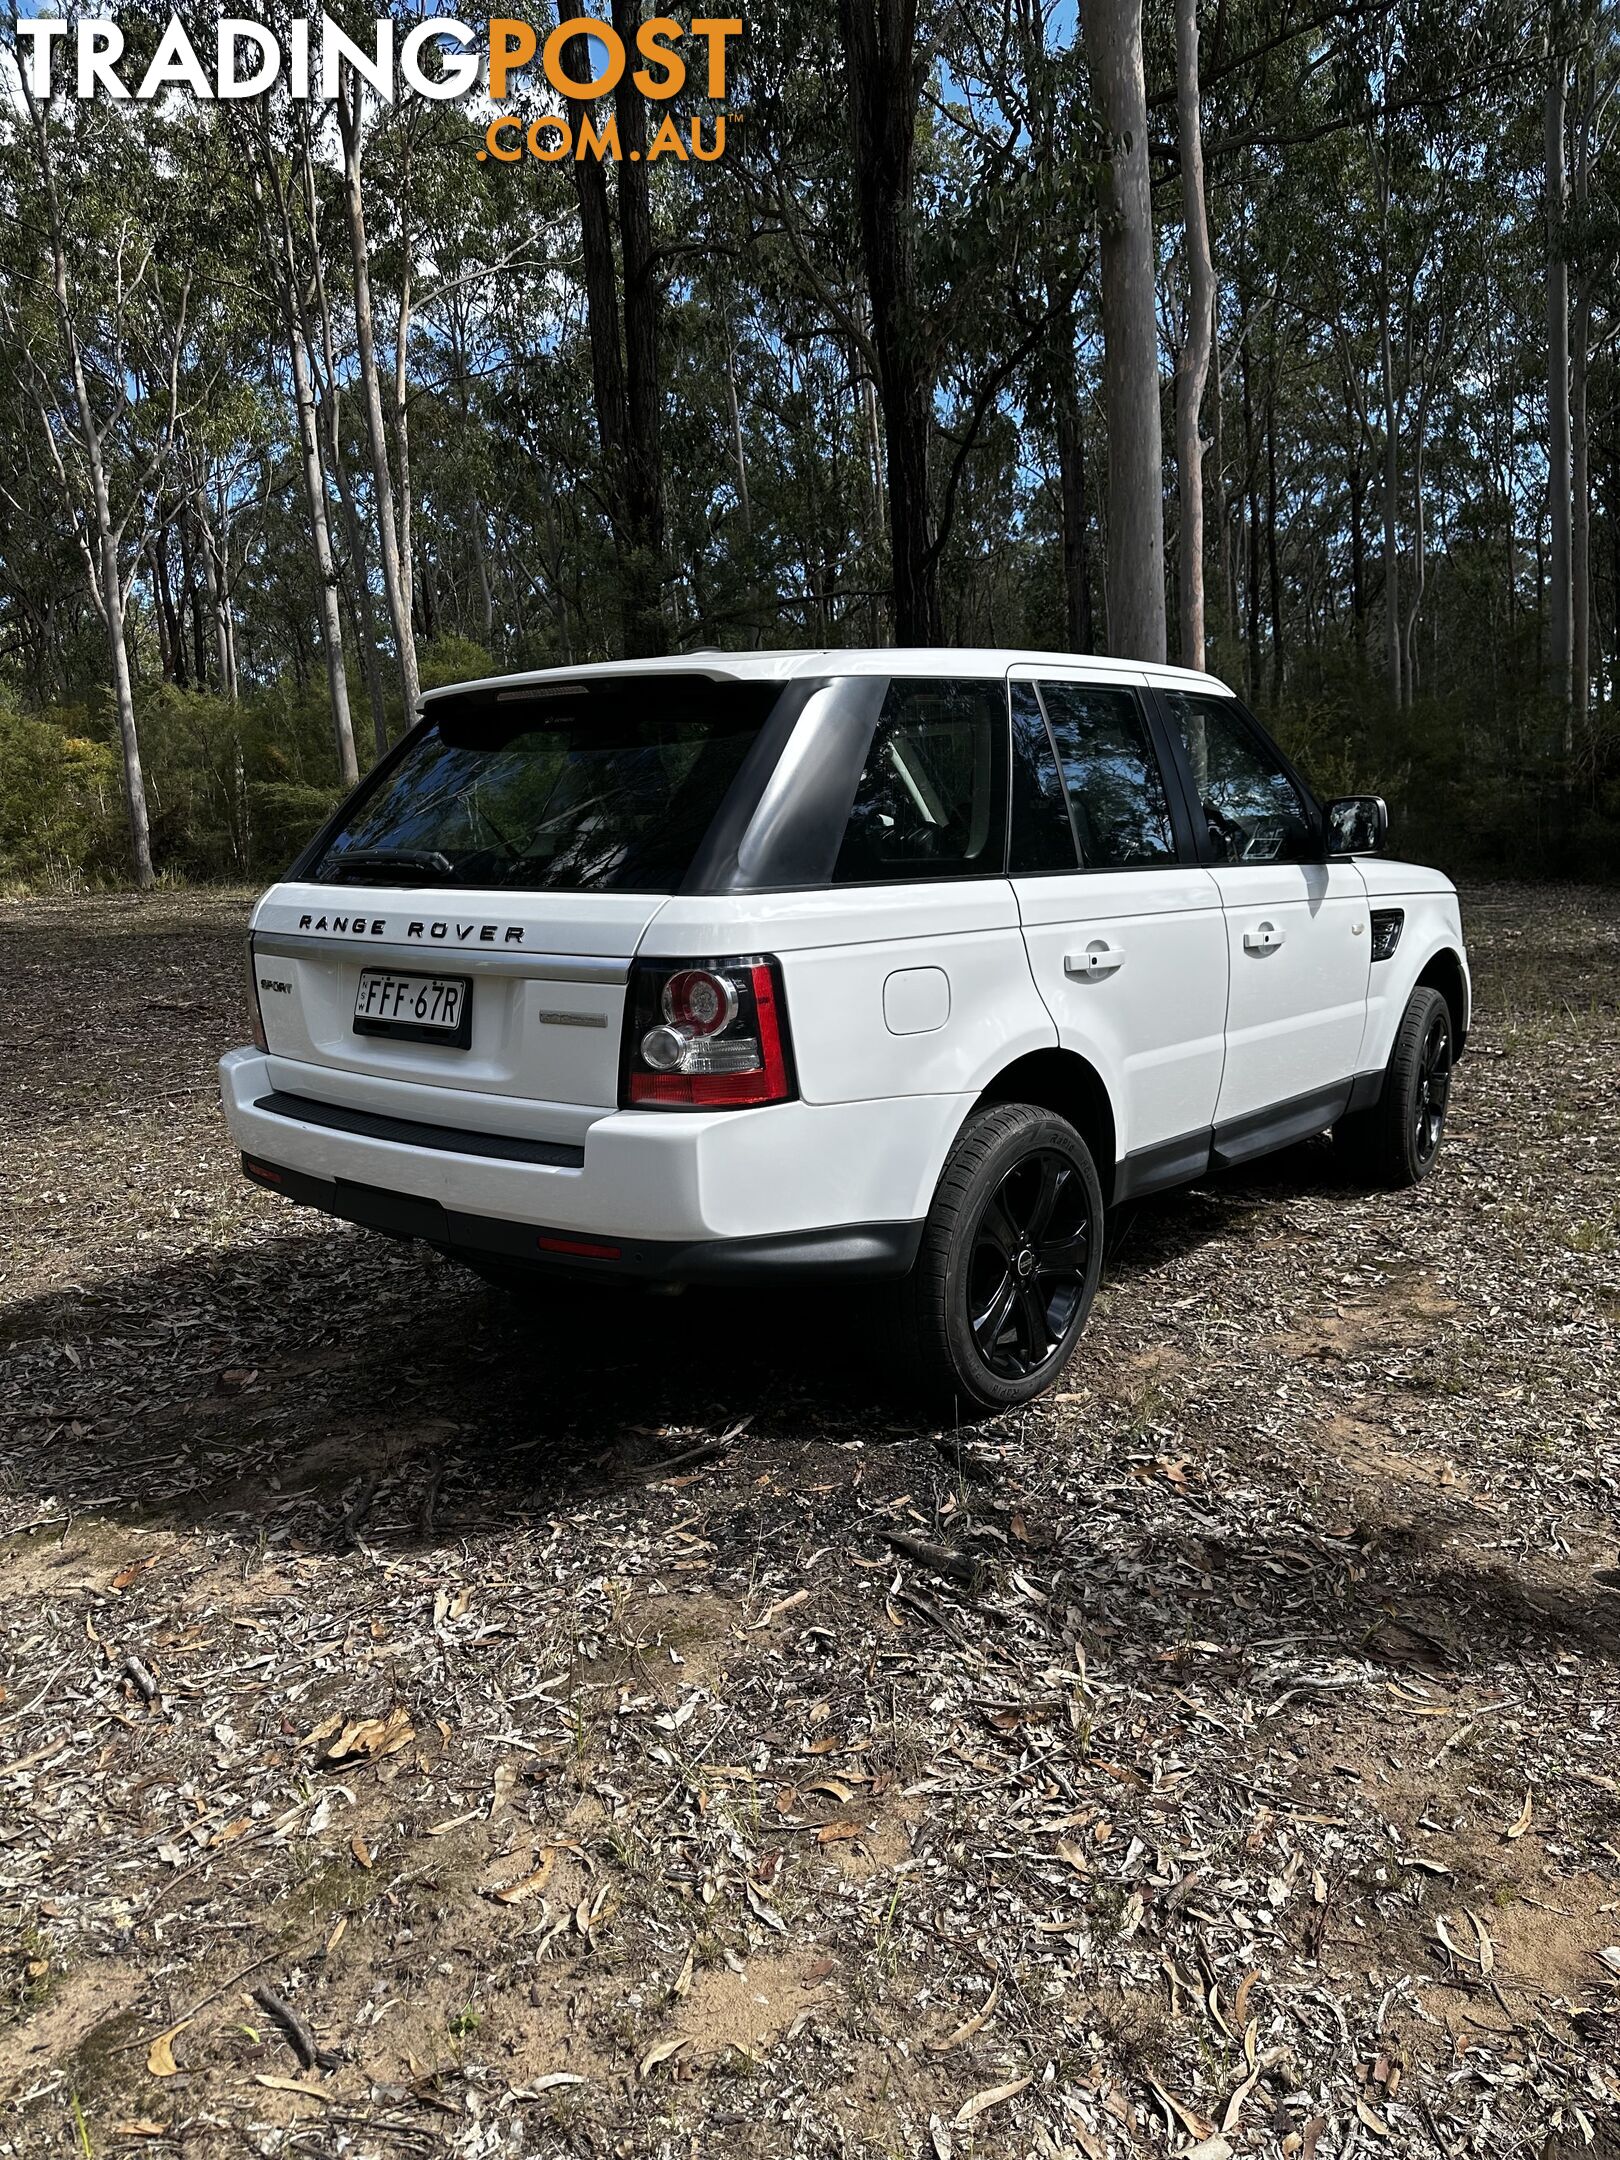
622, 956, 795, 1109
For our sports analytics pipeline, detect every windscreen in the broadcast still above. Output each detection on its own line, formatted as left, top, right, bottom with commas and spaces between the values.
308, 678, 780, 892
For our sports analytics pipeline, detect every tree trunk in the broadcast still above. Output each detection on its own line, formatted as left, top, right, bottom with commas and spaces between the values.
835, 0, 940, 643
1050, 288, 1094, 650
1344, 376, 1366, 660
1084, 0, 1166, 661
1379, 300, 1401, 704
193, 483, 236, 701
102, 530, 153, 886
1545, 44, 1572, 724
26, 89, 154, 884
1242, 339, 1260, 697
287, 305, 359, 788
1172, 0, 1214, 670
337, 77, 422, 724
303, 162, 390, 762
1265, 339, 1283, 698
612, 0, 668, 655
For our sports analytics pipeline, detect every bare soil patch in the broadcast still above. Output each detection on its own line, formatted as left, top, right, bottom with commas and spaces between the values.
2, 882, 1617, 2157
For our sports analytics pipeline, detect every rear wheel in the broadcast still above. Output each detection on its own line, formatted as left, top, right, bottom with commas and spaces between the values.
1336, 985, 1454, 1188
896, 1103, 1104, 1417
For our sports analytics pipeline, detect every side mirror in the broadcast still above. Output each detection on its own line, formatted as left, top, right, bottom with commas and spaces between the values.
1325, 794, 1388, 856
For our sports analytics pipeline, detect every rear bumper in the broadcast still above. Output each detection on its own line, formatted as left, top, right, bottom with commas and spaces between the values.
220, 1048, 957, 1278
240, 1154, 920, 1279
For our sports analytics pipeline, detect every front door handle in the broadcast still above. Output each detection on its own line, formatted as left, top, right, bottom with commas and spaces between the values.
1065, 941, 1125, 978
1243, 921, 1285, 954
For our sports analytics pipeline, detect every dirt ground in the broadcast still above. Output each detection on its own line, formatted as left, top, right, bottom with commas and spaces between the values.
1, 883, 1617, 2160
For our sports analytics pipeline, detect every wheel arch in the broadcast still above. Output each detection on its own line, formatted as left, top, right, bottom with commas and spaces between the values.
973, 1049, 1119, 1203
1415, 946, 1469, 1053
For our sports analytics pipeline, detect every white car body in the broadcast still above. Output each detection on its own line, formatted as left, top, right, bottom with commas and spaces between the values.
219, 648, 1469, 1294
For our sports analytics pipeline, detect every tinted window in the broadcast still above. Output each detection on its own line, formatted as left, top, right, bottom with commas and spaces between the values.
833, 678, 1006, 883
1038, 683, 1176, 867
309, 679, 777, 892
1162, 692, 1315, 864
1009, 683, 1079, 871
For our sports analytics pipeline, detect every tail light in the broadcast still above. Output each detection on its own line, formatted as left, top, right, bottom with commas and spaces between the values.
622, 956, 795, 1109
245, 935, 268, 1052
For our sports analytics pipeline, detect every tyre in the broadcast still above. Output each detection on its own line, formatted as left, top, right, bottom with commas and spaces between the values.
896, 1102, 1105, 1417
1336, 985, 1454, 1189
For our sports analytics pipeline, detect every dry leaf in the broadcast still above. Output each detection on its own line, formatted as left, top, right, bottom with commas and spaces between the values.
1503, 1791, 1533, 1840
954, 2075, 1030, 2127
638, 2036, 688, 2079
1355, 2098, 1391, 2138
350, 1836, 373, 1869
111, 2122, 170, 2139
326, 1708, 414, 1762
253, 2074, 331, 2102
815, 1819, 862, 1844
1146, 2076, 1215, 2143
672, 1945, 695, 1999
926, 1978, 1000, 2054
146, 2022, 190, 2078
492, 1850, 556, 1904
1466, 1909, 1496, 1975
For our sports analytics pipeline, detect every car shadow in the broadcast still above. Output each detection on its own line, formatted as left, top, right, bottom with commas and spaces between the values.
5, 1146, 1619, 1690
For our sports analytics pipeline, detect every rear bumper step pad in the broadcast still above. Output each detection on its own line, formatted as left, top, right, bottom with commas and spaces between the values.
254, 1091, 585, 1169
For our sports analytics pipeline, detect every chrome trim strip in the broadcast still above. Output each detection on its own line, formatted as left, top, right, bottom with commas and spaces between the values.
252, 929, 630, 985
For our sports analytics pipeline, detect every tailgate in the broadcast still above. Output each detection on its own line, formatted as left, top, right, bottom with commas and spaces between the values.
250, 883, 665, 1110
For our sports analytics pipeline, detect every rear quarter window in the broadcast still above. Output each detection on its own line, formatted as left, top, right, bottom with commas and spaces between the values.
832, 678, 1007, 883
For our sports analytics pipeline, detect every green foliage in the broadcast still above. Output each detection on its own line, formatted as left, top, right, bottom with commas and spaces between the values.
0, 698, 124, 890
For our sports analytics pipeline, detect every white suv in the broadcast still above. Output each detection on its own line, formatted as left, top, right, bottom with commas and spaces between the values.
219, 650, 1469, 1413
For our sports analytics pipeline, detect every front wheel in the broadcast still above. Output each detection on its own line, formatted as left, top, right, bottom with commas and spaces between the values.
895, 1103, 1105, 1418
1336, 985, 1454, 1188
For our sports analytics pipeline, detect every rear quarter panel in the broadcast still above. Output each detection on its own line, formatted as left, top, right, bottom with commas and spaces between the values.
643, 884, 1058, 1107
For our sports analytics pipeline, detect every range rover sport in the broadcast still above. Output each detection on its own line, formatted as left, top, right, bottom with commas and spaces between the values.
219, 650, 1469, 1413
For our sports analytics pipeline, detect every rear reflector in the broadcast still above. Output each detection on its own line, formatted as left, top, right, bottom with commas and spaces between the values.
244, 1158, 284, 1186
536, 1235, 621, 1261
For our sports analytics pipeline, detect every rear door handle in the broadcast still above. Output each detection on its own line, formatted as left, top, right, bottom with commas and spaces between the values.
1065, 942, 1125, 978
1242, 922, 1284, 953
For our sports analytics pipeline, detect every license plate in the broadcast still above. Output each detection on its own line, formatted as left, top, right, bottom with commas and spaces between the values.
353, 970, 471, 1045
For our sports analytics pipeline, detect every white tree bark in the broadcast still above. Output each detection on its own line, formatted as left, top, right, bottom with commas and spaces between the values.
1084, 0, 1166, 662
23, 92, 155, 885
338, 76, 422, 728
1173, 0, 1214, 671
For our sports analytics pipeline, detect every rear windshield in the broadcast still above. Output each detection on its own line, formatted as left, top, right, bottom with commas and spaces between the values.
308, 678, 778, 892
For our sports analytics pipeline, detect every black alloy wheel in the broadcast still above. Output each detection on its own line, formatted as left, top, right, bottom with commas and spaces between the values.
967, 1149, 1093, 1380
1413, 1008, 1452, 1167
894, 1102, 1106, 1415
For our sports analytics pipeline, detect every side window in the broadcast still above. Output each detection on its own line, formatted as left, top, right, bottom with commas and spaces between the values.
833, 678, 1006, 883
1009, 683, 1079, 872
1162, 692, 1316, 865
1037, 682, 1176, 867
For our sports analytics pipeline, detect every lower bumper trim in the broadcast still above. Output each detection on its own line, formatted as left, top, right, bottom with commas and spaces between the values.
241, 1156, 922, 1282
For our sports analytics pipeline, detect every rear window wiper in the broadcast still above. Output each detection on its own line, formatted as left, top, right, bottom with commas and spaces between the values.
322, 847, 456, 885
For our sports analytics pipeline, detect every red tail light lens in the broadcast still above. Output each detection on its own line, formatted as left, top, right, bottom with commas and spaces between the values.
623, 956, 795, 1109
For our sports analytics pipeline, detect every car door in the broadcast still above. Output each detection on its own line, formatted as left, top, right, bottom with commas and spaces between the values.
1006, 667, 1228, 1190
1155, 687, 1371, 1151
